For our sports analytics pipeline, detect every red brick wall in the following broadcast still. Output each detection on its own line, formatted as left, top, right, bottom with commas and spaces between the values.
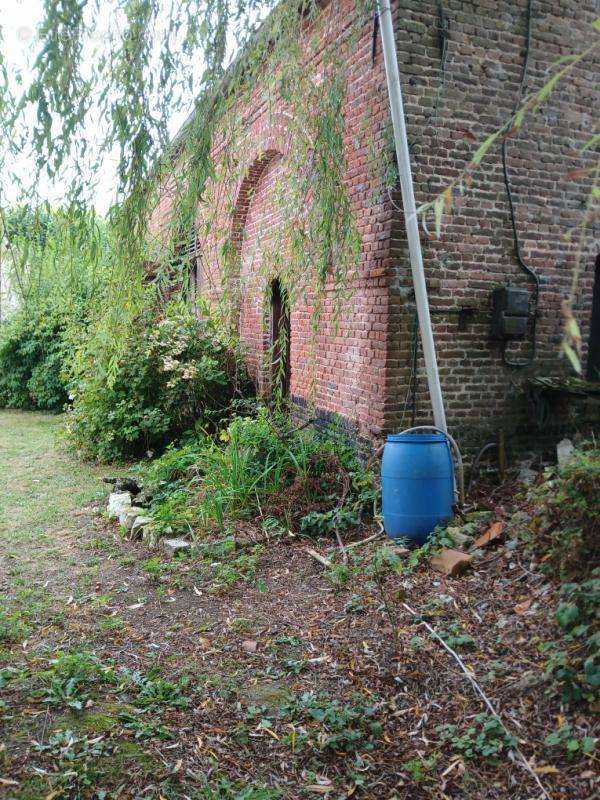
149, 0, 599, 451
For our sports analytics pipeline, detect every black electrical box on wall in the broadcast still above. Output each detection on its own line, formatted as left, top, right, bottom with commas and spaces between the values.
491, 287, 529, 339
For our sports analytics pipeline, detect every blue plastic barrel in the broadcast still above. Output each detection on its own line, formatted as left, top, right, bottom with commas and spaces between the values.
381, 432, 454, 543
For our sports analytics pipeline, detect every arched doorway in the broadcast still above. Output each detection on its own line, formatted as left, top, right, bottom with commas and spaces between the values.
234, 150, 286, 393
270, 278, 290, 398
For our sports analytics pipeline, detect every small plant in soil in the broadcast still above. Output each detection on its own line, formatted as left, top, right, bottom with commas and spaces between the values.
300, 507, 359, 538
120, 668, 191, 710
141, 556, 167, 580
326, 562, 352, 590
544, 723, 596, 760
400, 754, 440, 784
436, 623, 477, 651
198, 777, 282, 799
0, 609, 30, 643
436, 713, 517, 760
281, 692, 383, 754
34, 729, 109, 795
40, 675, 91, 712
118, 709, 174, 741
36, 651, 116, 711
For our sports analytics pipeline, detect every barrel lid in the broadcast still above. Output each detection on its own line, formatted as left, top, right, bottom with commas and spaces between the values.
386, 431, 448, 444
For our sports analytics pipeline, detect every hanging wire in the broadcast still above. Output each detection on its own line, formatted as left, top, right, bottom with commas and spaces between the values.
398, 308, 420, 429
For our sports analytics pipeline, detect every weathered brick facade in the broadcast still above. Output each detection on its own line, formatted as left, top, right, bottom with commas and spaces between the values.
149, 0, 599, 454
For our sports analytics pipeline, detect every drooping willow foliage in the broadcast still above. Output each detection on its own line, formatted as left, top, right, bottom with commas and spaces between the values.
1, 0, 377, 389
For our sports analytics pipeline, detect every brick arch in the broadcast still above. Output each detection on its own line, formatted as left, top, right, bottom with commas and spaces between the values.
230, 149, 283, 264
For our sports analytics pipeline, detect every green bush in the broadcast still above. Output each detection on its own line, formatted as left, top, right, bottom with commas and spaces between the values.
0, 307, 69, 410
64, 302, 243, 461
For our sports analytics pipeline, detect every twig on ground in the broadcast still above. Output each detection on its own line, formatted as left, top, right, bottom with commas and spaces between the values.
305, 547, 332, 568
334, 527, 348, 564
401, 602, 550, 800
345, 530, 385, 550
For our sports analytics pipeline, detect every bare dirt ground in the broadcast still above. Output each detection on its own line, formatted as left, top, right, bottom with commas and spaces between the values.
0, 411, 597, 799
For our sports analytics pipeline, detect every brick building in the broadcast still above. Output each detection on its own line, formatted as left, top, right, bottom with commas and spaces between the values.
149, 0, 600, 454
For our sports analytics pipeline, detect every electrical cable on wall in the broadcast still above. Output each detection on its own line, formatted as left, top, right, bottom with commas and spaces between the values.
371, 11, 379, 64
500, 0, 540, 368
433, 0, 450, 130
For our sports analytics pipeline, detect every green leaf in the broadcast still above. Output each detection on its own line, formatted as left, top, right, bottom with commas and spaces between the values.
556, 602, 580, 631
433, 194, 444, 239
471, 129, 502, 166
561, 340, 582, 374
582, 736, 597, 754
584, 657, 600, 686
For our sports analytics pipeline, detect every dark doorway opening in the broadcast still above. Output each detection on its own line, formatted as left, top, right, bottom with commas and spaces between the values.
587, 255, 600, 381
270, 279, 291, 398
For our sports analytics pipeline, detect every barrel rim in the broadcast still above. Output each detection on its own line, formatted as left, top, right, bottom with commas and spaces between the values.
386, 432, 448, 444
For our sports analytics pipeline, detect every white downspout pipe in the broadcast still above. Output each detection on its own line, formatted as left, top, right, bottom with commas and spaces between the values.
377, 0, 447, 433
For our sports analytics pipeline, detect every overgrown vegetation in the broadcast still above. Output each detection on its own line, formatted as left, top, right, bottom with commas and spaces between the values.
138, 405, 377, 537
527, 446, 599, 580
518, 444, 600, 706
2, 411, 599, 799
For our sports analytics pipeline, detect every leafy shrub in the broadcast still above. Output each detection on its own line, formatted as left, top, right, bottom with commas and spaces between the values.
65, 302, 243, 460
0, 306, 69, 410
300, 508, 359, 537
